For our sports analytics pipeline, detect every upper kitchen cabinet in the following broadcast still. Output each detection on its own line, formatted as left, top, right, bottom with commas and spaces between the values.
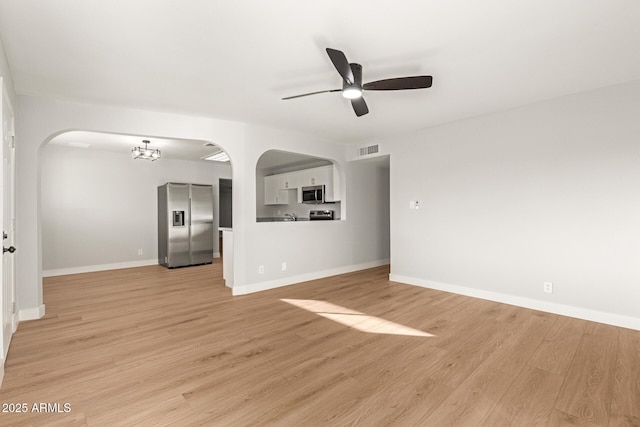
264, 165, 341, 204
297, 166, 328, 187
264, 174, 289, 205
280, 172, 300, 190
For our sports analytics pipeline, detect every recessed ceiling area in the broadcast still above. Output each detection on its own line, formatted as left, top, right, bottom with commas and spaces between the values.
1, 1, 639, 144
257, 150, 332, 173
48, 131, 226, 162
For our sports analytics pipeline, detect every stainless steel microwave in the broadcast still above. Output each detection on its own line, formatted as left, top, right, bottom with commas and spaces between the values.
301, 185, 325, 204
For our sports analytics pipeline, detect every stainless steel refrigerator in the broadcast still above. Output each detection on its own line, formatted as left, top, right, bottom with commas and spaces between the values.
158, 183, 214, 268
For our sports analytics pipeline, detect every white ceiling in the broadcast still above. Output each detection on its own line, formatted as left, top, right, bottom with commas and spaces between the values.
49, 131, 329, 169
1, 0, 640, 145
48, 131, 225, 162
257, 150, 332, 172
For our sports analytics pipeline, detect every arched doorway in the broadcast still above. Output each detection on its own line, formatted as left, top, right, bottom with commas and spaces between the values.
39, 130, 233, 283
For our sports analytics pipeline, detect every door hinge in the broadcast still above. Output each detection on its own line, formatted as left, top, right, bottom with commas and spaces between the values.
12, 302, 17, 314
11, 136, 15, 149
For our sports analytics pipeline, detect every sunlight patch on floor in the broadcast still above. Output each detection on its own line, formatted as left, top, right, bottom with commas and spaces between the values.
281, 299, 434, 337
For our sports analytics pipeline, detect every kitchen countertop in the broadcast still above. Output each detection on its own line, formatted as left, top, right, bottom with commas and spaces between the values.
256, 217, 309, 222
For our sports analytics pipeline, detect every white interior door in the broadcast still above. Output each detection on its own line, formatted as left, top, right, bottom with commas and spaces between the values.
1, 82, 16, 362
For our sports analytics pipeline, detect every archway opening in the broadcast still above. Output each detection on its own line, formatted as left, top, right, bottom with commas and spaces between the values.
39, 130, 233, 283
255, 149, 343, 222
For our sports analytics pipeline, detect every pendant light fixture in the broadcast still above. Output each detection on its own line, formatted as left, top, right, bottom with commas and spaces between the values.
131, 139, 161, 161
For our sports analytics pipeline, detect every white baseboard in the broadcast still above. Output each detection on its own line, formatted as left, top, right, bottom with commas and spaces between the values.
42, 259, 158, 277
19, 304, 46, 321
390, 274, 640, 332
0, 360, 4, 389
233, 259, 389, 296
214, 252, 221, 259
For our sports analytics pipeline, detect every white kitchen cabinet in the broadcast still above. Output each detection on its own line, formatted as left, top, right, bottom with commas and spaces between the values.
324, 165, 341, 202
280, 172, 300, 190
298, 166, 331, 188
264, 175, 289, 205
266, 164, 341, 205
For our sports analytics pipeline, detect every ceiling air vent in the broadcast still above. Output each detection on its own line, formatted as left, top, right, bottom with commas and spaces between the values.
358, 144, 379, 157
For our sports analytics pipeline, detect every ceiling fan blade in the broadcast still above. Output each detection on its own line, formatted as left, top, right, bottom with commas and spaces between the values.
351, 97, 369, 117
326, 48, 354, 85
282, 89, 341, 100
363, 75, 433, 91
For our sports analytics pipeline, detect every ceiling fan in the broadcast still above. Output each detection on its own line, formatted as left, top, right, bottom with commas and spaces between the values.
282, 48, 433, 117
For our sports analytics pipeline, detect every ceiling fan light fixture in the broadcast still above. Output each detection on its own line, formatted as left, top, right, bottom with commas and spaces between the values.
282, 48, 433, 117
342, 86, 362, 99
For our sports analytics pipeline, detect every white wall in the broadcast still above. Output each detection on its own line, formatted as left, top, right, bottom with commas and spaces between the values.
0, 37, 16, 107
40, 144, 231, 274
384, 79, 640, 330
247, 156, 389, 285
255, 167, 271, 219
233, 124, 390, 294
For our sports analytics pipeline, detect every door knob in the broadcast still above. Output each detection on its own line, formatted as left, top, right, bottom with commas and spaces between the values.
3, 246, 15, 254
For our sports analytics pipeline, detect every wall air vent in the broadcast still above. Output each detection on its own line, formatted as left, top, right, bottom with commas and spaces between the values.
358, 144, 379, 157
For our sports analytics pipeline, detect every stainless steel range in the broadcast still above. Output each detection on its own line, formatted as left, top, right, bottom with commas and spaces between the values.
309, 210, 334, 221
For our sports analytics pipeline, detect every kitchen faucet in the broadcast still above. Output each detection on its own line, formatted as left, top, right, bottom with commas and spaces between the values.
285, 213, 297, 221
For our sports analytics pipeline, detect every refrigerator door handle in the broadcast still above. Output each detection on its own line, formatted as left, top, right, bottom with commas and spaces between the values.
188, 196, 192, 264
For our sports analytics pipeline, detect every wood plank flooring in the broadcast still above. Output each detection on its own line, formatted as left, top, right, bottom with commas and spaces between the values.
0, 263, 638, 426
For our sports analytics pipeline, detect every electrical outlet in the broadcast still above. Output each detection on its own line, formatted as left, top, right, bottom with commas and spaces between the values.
544, 282, 553, 293
258, 265, 264, 274
281, 262, 287, 271
137, 249, 143, 256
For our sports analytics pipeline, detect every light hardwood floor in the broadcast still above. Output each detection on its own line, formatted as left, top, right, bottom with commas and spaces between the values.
0, 263, 638, 426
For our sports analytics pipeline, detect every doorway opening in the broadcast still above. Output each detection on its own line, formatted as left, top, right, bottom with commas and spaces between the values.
351, 154, 390, 267
218, 178, 232, 256
39, 131, 233, 285
1, 83, 16, 368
